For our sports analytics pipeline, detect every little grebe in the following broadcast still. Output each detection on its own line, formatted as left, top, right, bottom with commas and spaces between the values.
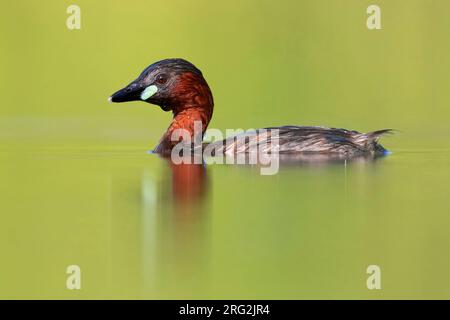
109, 58, 392, 156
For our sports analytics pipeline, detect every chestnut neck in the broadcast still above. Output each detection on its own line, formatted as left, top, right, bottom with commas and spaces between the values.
155, 73, 214, 154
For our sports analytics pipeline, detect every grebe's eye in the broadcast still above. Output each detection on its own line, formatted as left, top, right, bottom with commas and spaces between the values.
155, 74, 167, 85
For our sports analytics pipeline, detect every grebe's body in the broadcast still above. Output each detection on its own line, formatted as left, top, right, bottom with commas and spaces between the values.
110, 59, 391, 157
207, 126, 391, 156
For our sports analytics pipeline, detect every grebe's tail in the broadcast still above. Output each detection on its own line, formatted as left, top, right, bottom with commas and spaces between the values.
365, 129, 395, 140
358, 129, 395, 155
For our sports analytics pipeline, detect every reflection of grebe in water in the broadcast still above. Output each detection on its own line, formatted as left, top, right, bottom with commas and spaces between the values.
166, 158, 208, 205
109, 58, 392, 157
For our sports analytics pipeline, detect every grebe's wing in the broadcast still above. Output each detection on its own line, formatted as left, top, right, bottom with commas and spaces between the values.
205, 126, 393, 155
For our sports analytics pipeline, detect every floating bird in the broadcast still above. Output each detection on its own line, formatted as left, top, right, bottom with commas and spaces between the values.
109, 58, 392, 157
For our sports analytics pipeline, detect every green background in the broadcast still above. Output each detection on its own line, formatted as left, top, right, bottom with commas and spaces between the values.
1, 0, 450, 299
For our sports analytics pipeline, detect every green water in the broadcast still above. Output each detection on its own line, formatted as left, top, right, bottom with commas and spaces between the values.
1, 1, 450, 299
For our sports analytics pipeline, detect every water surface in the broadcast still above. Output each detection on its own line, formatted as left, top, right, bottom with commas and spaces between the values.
1, 141, 450, 299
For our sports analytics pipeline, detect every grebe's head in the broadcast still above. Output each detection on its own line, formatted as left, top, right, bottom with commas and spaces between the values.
109, 58, 213, 113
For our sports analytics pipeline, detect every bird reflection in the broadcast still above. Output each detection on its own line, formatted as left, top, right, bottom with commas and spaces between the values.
145, 154, 210, 296
166, 156, 208, 207
138, 151, 385, 296
274, 152, 386, 167
156, 153, 210, 231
